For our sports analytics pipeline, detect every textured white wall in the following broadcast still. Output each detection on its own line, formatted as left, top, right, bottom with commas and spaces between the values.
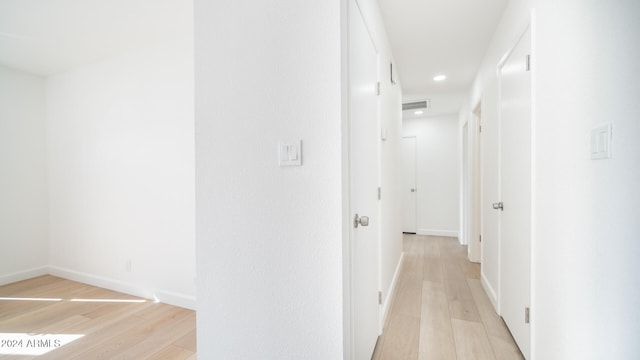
46, 35, 196, 308
403, 115, 460, 237
194, 1, 344, 358
0, 66, 48, 284
467, 0, 640, 358
533, 0, 640, 358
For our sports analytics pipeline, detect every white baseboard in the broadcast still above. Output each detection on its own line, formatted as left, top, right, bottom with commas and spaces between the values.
0, 266, 49, 286
153, 290, 197, 310
481, 271, 499, 313
380, 252, 405, 330
48, 266, 196, 310
417, 229, 459, 238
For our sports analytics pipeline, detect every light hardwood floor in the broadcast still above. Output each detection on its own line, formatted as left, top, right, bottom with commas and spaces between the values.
0, 275, 196, 359
372, 234, 524, 360
2, 237, 520, 360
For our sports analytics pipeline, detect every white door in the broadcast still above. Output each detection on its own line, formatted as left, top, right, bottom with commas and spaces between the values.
402, 137, 417, 233
348, 1, 380, 359
497, 27, 532, 358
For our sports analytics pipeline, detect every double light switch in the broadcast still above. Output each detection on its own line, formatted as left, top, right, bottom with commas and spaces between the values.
591, 123, 612, 160
279, 140, 302, 166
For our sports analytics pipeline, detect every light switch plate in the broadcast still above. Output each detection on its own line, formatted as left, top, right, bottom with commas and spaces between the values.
591, 123, 612, 160
278, 140, 302, 166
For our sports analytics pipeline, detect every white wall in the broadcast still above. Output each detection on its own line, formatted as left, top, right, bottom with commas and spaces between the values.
45, 34, 196, 308
0, 66, 49, 284
355, 0, 405, 327
403, 114, 460, 238
533, 0, 640, 358
194, 1, 344, 358
466, 0, 640, 358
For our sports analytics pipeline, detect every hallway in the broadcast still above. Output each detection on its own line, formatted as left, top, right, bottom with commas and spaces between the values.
373, 235, 523, 360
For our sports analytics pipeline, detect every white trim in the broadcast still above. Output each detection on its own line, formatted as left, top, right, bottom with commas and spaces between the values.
417, 229, 459, 238
529, 9, 538, 360
154, 290, 197, 311
481, 270, 499, 312
0, 266, 49, 286
460, 121, 469, 246
48, 266, 196, 310
380, 252, 404, 329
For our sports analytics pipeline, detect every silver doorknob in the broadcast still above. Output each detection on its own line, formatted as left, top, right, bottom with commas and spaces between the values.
354, 214, 370, 228
410, 188, 415, 192
492, 202, 504, 211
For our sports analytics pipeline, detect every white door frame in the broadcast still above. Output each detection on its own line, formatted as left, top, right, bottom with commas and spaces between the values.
462, 123, 469, 245
467, 104, 482, 262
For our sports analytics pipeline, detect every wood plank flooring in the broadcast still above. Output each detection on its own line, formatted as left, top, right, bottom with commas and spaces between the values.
1, 236, 521, 359
373, 234, 524, 360
0, 275, 196, 360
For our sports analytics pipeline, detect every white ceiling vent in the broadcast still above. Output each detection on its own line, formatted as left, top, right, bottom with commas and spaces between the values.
402, 100, 430, 111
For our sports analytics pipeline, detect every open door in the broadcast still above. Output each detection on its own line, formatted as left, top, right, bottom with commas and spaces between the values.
348, 0, 380, 358
496, 26, 532, 358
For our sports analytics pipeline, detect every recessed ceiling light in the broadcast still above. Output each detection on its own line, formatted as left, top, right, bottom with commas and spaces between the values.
433, 74, 447, 82
414, 110, 424, 115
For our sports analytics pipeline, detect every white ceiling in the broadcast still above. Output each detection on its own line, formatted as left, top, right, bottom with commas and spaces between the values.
378, 0, 507, 97
0, 0, 191, 76
1, 0, 505, 115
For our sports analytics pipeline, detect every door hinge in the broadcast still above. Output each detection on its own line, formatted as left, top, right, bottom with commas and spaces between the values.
378, 187, 382, 200
479, 235, 482, 243
525, 54, 531, 72
378, 291, 382, 305
479, 124, 482, 133
525, 307, 530, 324
376, 82, 381, 96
